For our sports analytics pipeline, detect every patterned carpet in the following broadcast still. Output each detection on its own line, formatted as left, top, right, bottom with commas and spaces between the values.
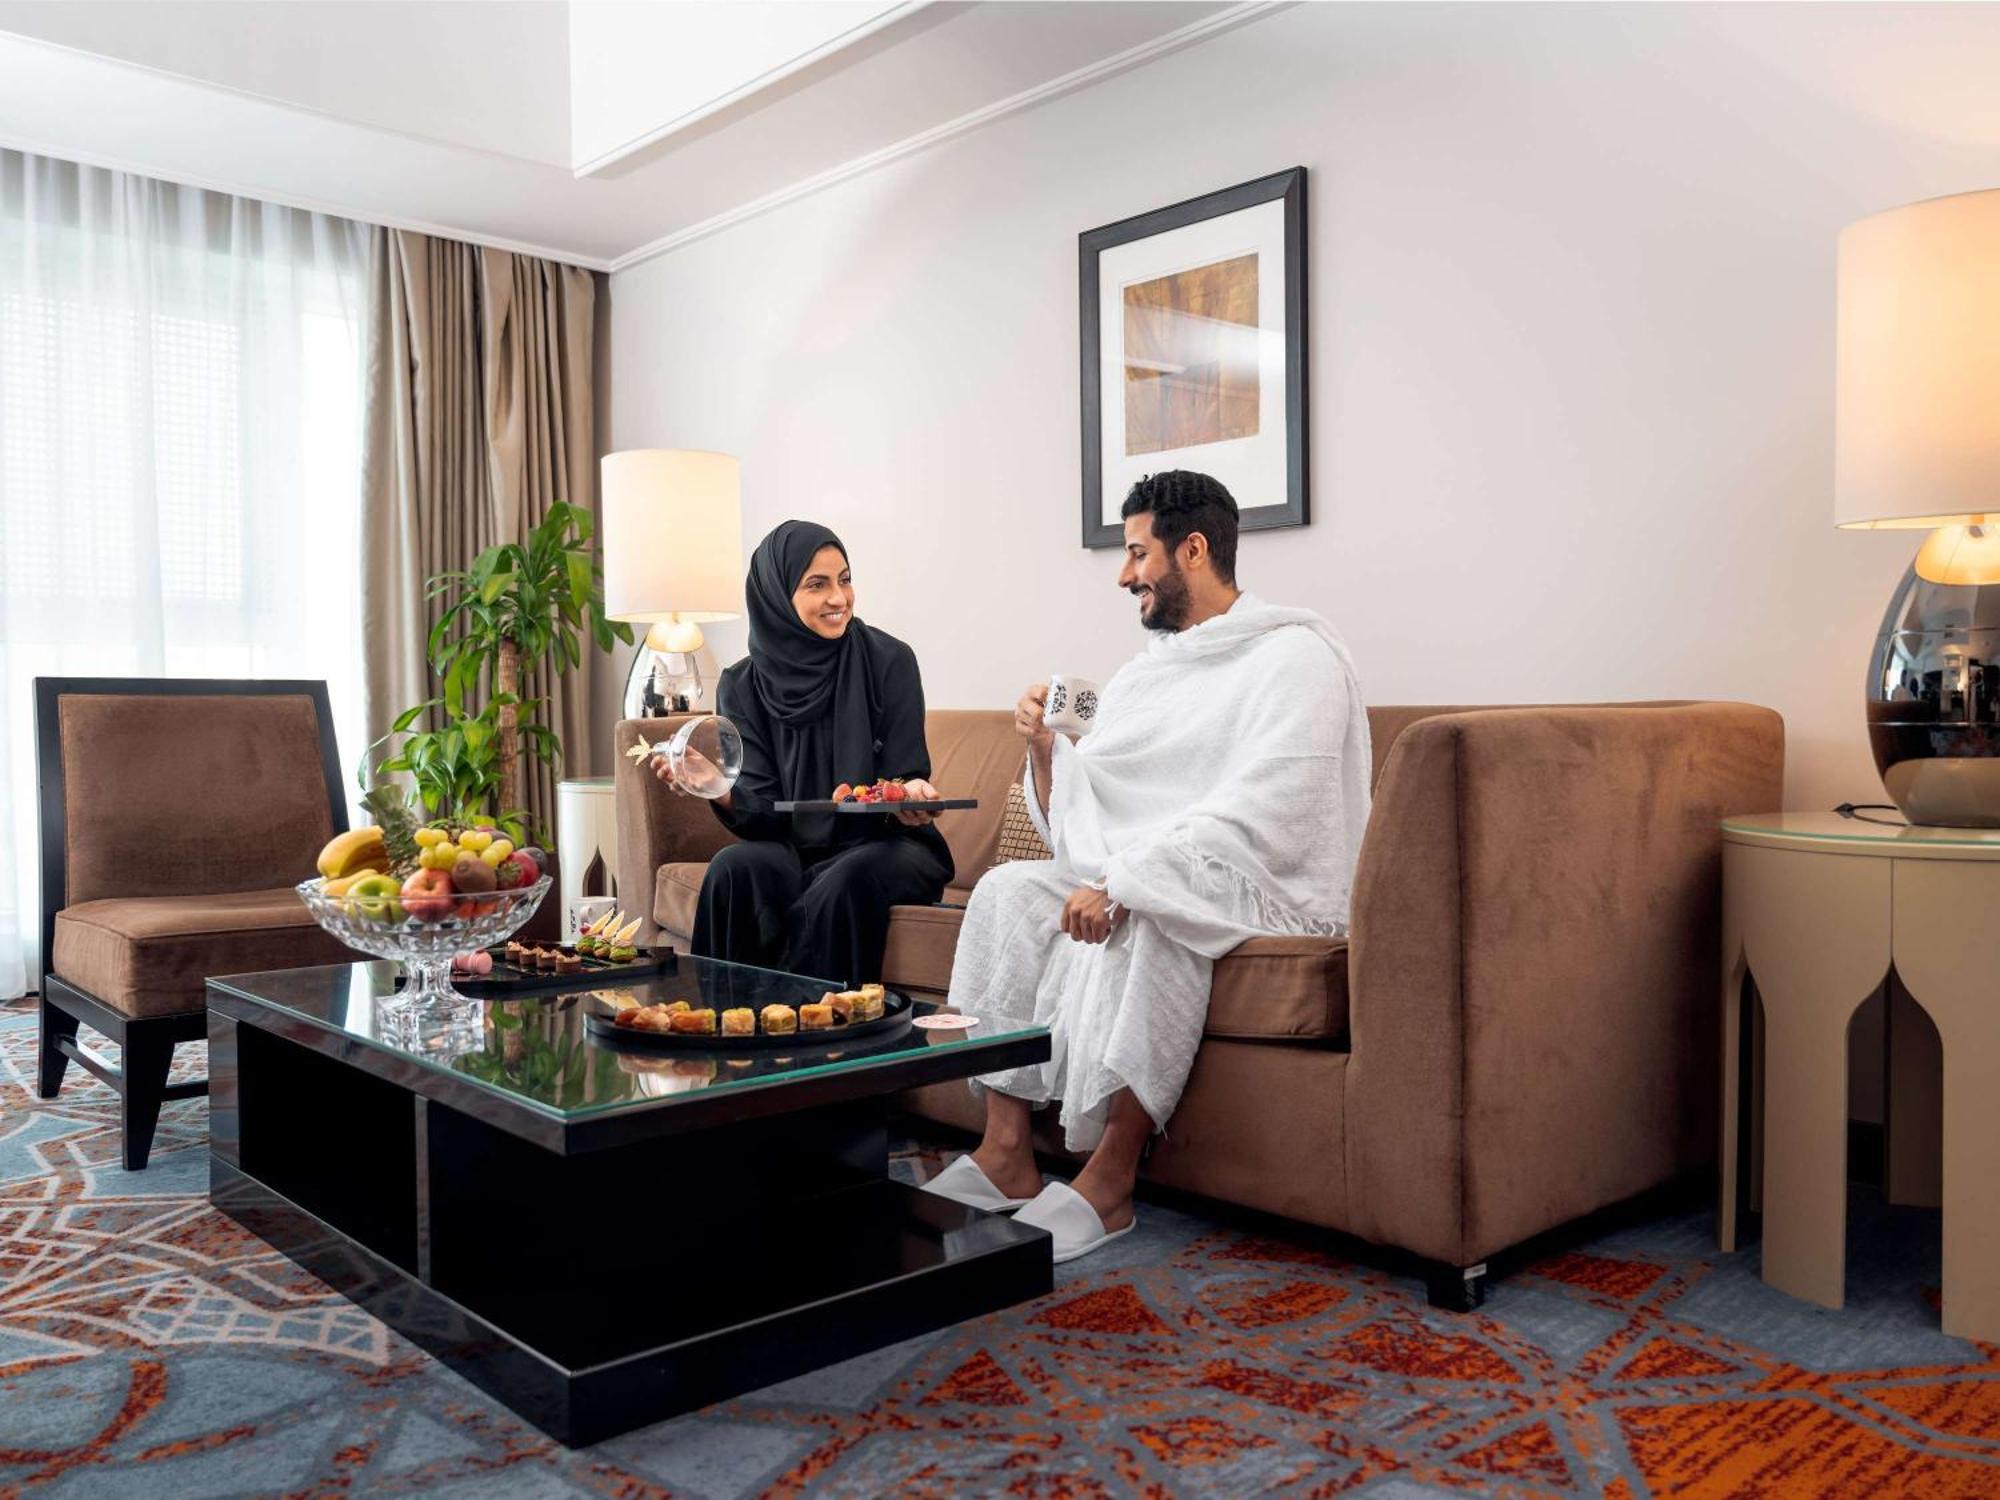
3, 998, 1999, 1498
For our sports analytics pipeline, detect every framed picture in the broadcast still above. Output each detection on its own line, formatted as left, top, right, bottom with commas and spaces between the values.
1079, 166, 1307, 549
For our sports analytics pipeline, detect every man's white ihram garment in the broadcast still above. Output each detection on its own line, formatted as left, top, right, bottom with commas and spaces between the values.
947, 593, 1371, 1150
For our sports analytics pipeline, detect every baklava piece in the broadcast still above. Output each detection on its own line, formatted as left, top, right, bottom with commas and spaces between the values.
670, 1008, 717, 1034
798, 1002, 836, 1031
721, 1007, 755, 1037
761, 1004, 798, 1035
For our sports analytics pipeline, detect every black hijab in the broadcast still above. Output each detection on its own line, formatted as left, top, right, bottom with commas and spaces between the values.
737, 521, 884, 832
743, 520, 862, 726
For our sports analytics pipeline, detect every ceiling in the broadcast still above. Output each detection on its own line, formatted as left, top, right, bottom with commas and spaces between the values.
0, 0, 1262, 271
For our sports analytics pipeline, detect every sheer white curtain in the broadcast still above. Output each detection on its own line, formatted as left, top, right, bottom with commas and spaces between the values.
0, 150, 370, 998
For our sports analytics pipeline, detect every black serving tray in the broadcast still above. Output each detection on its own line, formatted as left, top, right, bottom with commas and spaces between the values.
773, 799, 978, 814
581, 988, 913, 1050
436, 944, 678, 996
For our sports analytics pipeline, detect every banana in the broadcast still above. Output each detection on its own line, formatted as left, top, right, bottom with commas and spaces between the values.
317, 826, 391, 880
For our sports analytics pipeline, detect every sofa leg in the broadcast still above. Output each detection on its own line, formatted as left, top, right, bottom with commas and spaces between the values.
38, 995, 79, 1099
1425, 1261, 1490, 1313
121, 1034, 176, 1172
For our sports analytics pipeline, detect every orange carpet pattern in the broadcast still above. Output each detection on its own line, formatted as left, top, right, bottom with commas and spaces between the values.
5, 994, 1999, 1496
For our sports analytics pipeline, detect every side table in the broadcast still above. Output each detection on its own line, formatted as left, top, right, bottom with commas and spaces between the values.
1719, 811, 2000, 1341
555, 776, 618, 939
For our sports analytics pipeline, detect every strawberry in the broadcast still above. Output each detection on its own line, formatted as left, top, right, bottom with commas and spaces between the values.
883, 781, 907, 803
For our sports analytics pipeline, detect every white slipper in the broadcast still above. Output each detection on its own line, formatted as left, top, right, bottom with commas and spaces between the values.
1013, 1180, 1136, 1264
918, 1154, 1038, 1213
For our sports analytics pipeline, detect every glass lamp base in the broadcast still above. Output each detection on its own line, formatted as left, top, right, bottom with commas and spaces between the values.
1867, 551, 2000, 828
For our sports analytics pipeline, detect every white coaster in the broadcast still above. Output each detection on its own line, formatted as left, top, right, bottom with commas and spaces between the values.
912, 1014, 980, 1031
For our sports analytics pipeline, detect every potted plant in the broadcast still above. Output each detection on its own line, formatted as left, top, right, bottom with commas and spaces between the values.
367, 502, 634, 845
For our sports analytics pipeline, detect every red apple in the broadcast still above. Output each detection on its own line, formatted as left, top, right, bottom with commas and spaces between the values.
400, 867, 454, 922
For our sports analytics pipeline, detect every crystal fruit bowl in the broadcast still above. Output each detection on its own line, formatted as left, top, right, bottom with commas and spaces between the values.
297, 874, 551, 1038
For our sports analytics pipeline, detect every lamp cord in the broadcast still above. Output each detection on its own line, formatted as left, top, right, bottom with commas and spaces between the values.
1833, 802, 1909, 828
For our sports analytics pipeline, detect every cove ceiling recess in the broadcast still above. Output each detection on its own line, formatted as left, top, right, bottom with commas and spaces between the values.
0, 0, 1259, 270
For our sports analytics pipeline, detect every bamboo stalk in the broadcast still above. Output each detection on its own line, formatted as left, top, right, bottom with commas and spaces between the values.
497, 637, 522, 815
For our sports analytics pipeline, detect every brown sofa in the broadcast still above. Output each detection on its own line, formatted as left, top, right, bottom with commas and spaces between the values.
616, 700, 1783, 1302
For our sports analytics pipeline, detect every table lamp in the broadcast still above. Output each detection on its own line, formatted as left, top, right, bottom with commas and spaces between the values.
601, 449, 744, 719
1837, 190, 2000, 826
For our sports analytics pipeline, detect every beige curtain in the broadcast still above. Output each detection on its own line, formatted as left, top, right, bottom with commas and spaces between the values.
361, 229, 598, 842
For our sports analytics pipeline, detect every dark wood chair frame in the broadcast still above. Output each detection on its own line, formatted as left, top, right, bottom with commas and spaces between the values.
35, 677, 348, 1170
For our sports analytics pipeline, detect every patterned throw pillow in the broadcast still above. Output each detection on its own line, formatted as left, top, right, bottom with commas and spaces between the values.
992, 779, 1052, 864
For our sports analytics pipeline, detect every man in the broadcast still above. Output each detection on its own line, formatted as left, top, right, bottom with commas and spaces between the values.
921, 470, 1372, 1262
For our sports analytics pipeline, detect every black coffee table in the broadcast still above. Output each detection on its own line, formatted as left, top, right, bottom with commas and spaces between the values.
206, 955, 1052, 1446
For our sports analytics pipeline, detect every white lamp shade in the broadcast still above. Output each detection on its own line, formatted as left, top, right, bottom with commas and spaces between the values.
601, 449, 743, 622
1837, 190, 2000, 529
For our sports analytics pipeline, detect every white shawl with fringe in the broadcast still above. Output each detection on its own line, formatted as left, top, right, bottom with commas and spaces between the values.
1030, 593, 1371, 960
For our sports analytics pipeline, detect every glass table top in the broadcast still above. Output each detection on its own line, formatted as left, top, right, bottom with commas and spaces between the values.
208, 954, 1042, 1123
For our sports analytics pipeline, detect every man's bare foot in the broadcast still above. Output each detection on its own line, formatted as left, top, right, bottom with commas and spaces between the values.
967, 1143, 1043, 1202
1066, 1162, 1136, 1233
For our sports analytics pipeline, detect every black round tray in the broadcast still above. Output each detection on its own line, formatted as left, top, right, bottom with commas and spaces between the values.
581, 988, 913, 1050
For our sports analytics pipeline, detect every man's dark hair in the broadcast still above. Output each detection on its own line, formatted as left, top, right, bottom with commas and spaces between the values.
1120, 470, 1240, 584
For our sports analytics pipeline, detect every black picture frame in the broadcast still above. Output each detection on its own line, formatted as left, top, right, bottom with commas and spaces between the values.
1079, 166, 1308, 549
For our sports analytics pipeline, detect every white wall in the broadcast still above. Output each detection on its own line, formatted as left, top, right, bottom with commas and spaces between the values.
607, 2, 2000, 810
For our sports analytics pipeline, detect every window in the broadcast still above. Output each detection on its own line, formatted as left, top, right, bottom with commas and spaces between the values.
0, 150, 370, 993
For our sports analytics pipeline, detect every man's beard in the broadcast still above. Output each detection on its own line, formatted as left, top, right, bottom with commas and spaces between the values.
1135, 565, 1191, 632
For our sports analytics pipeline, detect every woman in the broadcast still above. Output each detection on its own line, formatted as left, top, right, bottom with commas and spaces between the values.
655, 519, 953, 983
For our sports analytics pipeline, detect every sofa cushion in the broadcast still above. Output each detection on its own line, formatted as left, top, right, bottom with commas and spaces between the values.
926, 710, 1031, 881
52, 889, 361, 1019
993, 779, 1052, 865
56, 692, 336, 908
886, 904, 1347, 1043
659, 860, 977, 955
882, 901, 965, 993
655, 861, 706, 939
1208, 936, 1350, 1042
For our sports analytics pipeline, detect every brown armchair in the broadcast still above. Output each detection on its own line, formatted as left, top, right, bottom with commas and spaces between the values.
34, 678, 363, 1169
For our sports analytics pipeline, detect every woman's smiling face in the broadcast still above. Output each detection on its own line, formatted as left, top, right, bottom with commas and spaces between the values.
792, 544, 854, 639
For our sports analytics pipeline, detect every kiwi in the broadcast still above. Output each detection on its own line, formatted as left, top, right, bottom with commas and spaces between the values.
451, 853, 498, 893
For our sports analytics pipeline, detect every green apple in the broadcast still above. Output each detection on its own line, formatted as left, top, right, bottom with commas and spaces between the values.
344, 872, 405, 925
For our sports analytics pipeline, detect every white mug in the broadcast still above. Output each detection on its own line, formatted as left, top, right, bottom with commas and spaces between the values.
1043, 674, 1102, 737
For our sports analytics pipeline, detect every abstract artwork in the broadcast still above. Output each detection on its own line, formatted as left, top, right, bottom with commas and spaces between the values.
1081, 168, 1306, 547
